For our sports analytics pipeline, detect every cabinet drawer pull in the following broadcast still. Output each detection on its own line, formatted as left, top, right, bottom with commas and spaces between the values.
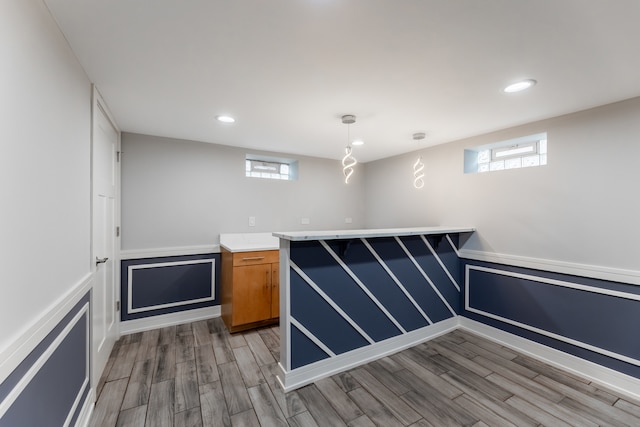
241, 256, 265, 261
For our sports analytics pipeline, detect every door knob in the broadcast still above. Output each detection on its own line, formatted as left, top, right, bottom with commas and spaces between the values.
96, 256, 109, 265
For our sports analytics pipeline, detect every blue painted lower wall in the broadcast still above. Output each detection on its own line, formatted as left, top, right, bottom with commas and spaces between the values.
463, 260, 640, 379
121, 253, 220, 321
288, 234, 462, 370
0, 294, 90, 427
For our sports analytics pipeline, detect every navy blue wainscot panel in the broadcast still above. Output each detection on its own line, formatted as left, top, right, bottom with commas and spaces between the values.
464, 261, 640, 379
338, 238, 429, 332
0, 296, 89, 427
432, 234, 463, 287
290, 240, 401, 342
121, 253, 220, 320
368, 237, 453, 323
290, 324, 331, 369
290, 268, 370, 359
399, 235, 460, 314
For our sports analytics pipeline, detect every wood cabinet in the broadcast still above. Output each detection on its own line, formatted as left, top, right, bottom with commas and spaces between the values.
221, 248, 279, 333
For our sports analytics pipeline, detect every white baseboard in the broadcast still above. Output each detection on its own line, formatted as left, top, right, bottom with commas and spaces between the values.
459, 248, 640, 286
75, 388, 94, 427
119, 305, 221, 335
277, 316, 459, 392
276, 315, 640, 401
459, 317, 640, 402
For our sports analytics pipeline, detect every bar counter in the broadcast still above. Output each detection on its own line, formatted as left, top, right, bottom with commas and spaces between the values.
273, 226, 475, 391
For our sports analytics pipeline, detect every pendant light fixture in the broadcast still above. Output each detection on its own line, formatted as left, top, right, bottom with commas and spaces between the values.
412, 132, 426, 189
341, 114, 357, 184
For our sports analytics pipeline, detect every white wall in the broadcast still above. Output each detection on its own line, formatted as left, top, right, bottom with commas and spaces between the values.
121, 133, 365, 250
0, 1, 91, 352
365, 97, 640, 272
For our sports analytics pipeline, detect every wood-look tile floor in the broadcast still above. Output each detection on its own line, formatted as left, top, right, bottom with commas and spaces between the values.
90, 318, 640, 427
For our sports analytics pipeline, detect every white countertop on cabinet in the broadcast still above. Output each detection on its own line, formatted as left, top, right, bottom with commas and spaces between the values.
273, 226, 475, 241
219, 232, 279, 252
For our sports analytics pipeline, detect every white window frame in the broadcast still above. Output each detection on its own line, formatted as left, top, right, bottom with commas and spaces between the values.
245, 154, 298, 181
491, 141, 538, 161
464, 132, 547, 174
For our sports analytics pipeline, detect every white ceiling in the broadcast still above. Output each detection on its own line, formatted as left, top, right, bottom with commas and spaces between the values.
44, 0, 640, 163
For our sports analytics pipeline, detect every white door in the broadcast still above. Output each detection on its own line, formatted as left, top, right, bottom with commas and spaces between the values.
91, 89, 119, 389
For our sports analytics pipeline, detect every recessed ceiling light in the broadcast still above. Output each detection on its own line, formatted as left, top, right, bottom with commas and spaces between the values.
503, 79, 536, 93
216, 115, 235, 123
352, 139, 364, 146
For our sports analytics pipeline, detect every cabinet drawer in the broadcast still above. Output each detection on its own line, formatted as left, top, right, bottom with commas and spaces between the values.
232, 250, 278, 266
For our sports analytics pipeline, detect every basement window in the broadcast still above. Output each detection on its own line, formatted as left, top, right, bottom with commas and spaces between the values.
464, 133, 547, 174
245, 155, 298, 180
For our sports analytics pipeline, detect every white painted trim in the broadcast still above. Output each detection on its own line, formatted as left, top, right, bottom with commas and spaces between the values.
92, 86, 119, 134
467, 264, 640, 301
127, 259, 216, 314
67, 296, 91, 427
277, 317, 458, 391
279, 239, 292, 372
64, 377, 89, 427
320, 240, 406, 334
74, 389, 94, 427
395, 236, 456, 316
459, 248, 640, 286
290, 317, 336, 357
119, 306, 221, 335
290, 261, 375, 345
120, 245, 220, 260
459, 317, 640, 402
0, 303, 90, 419
361, 238, 433, 324
465, 265, 640, 367
421, 235, 460, 292
276, 362, 288, 391
445, 234, 461, 258
277, 314, 640, 401
0, 273, 92, 384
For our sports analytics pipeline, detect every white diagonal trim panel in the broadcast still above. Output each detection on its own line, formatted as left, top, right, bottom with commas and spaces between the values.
361, 238, 433, 325
290, 317, 336, 357
319, 240, 407, 333
446, 234, 461, 258
395, 237, 457, 316
420, 235, 460, 292
290, 261, 375, 345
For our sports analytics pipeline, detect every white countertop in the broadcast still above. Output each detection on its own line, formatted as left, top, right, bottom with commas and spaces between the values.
219, 232, 279, 252
273, 226, 475, 241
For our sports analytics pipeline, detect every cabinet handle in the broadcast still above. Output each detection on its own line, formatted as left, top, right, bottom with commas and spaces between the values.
241, 256, 265, 261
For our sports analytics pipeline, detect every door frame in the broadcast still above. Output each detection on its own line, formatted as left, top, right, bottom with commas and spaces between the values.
90, 85, 121, 391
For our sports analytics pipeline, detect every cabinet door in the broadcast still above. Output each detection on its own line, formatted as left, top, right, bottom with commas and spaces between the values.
232, 264, 272, 326
271, 262, 279, 319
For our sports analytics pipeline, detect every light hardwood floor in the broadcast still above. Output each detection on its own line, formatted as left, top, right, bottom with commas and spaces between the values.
90, 318, 640, 426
